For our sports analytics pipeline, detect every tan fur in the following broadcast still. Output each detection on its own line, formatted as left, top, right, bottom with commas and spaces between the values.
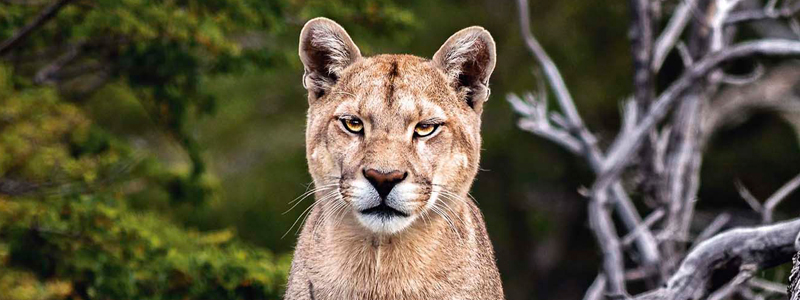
286, 18, 503, 300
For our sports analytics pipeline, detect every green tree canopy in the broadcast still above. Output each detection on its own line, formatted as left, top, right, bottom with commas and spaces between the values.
0, 0, 416, 298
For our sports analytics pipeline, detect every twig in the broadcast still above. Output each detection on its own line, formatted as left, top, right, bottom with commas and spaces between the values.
692, 212, 731, 246
727, 1, 800, 24
0, 0, 77, 55
710, 0, 746, 52
763, 173, 800, 224
737, 286, 765, 300
707, 264, 757, 300
508, 93, 582, 154
735, 180, 763, 212
583, 274, 607, 300
654, 0, 701, 71
622, 209, 665, 246
748, 277, 789, 295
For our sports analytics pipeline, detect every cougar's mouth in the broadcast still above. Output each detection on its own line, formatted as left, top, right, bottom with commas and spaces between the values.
359, 203, 409, 218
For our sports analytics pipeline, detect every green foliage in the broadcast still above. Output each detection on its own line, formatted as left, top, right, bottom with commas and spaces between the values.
0, 64, 289, 299
0, 0, 416, 298
0, 65, 129, 192
0, 195, 291, 300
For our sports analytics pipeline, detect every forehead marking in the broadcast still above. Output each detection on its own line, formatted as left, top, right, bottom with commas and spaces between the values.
386, 60, 399, 106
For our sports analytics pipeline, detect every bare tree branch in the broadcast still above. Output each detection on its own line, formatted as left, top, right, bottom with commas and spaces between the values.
707, 264, 756, 300
693, 213, 731, 246
629, 0, 656, 110
513, 1, 800, 299
748, 277, 789, 294
763, 173, 800, 224
703, 63, 800, 142
622, 209, 665, 246
0, 0, 77, 55
728, 0, 800, 24
634, 218, 800, 300
595, 39, 800, 197
654, 0, 701, 71
736, 180, 763, 212
589, 192, 627, 297
508, 93, 582, 154
515, 0, 662, 269
583, 275, 608, 300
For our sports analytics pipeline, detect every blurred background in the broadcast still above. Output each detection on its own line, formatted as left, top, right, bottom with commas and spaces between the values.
1, 0, 799, 299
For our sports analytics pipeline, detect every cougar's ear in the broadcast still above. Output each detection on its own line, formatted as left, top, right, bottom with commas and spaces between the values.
299, 17, 361, 100
432, 26, 496, 112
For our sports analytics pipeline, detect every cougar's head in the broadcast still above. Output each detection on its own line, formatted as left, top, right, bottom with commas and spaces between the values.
299, 18, 495, 234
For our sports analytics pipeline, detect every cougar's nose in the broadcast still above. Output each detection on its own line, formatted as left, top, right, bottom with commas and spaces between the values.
363, 169, 408, 199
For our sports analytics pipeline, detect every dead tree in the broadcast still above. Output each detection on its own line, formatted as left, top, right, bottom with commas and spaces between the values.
509, 0, 800, 299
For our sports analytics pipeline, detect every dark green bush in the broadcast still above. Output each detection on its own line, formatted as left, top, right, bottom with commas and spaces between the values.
0, 195, 291, 300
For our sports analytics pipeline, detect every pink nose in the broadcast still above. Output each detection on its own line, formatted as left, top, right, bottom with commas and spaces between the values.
363, 169, 407, 199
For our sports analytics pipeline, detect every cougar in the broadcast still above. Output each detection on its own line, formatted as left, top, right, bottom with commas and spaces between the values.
284, 17, 503, 300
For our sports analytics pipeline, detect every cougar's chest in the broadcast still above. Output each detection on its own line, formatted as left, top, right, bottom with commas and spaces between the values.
306, 233, 467, 299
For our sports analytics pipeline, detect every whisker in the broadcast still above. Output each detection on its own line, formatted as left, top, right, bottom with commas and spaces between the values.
438, 194, 466, 225
314, 193, 347, 237
288, 183, 339, 205
282, 190, 341, 238
431, 201, 460, 239
282, 201, 319, 239
283, 189, 336, 215
333, 194, 350, 229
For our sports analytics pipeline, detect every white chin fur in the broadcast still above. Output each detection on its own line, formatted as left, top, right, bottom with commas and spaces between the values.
355, 213, 417, 234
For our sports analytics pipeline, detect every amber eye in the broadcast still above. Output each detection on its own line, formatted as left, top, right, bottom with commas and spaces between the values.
340, 117, 364, 134
414, 123, 439, 137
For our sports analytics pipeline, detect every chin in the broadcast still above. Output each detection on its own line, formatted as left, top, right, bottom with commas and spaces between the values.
355, 213, 417, 234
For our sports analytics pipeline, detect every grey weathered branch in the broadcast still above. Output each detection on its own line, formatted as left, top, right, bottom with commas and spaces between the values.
583, 275, 607, 300
703, 63, 800, 143
706, 264, 756, 300
589, 192, 627, 297
622, 209, 665, 246
513, 1, 800, 299
0, 0, 77, 55
692, 213, 731, 246
629, 0, 655, 110
594, 39, 800, 198
634, 218, 800, 300
653, 0, 700, 71
763, 173, 800, 224
727, 0, 800, 24
748, 277, 788, 295
514, 0, 661, 272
